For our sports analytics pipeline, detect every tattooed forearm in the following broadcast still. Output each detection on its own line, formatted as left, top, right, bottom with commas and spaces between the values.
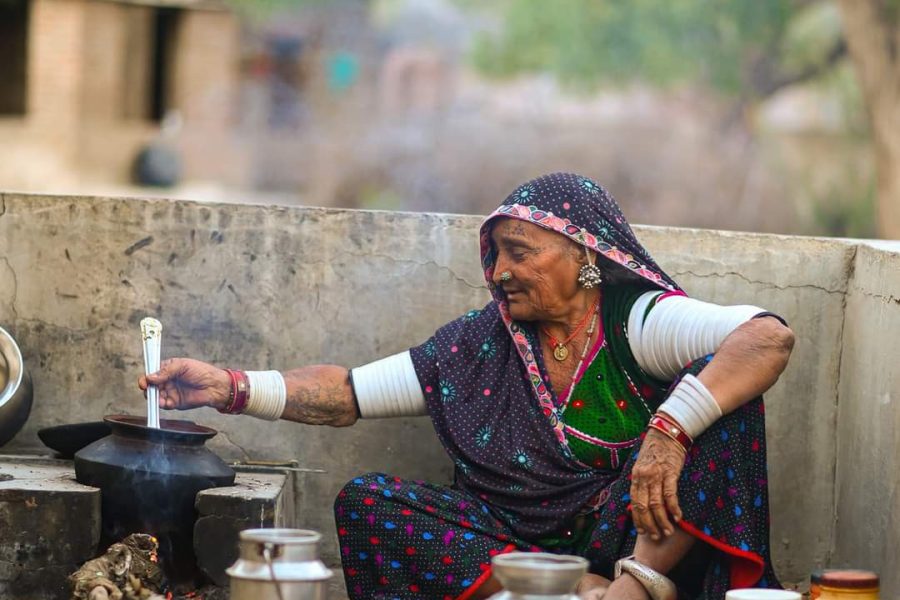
280, 365, 358, 427
697, 317, 794, 415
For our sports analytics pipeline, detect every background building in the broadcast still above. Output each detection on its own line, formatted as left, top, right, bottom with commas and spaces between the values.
0, 0, 241, 190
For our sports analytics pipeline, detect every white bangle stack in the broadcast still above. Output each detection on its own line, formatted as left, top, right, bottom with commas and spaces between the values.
350, 351, 426, 419
627, 292, 768, 381
243, 370, 287, 421
656, 374, 722, 439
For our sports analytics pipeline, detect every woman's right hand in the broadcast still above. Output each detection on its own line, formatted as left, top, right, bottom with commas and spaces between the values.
138, 358, 231, 411
576, 573, 610, 599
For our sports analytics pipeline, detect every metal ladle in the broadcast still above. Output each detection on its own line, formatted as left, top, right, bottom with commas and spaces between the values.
140, 317, 162, 429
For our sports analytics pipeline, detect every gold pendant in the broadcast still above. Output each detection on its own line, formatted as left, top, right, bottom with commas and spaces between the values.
553, 344, 569, 361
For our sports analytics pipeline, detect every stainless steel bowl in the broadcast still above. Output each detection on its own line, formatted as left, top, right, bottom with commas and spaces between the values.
491, 552, 588, 596
0, 325, 32, 447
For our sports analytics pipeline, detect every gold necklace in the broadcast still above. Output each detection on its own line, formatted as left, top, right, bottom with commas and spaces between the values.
541, 300, 596, 362
561, 307, 599, 407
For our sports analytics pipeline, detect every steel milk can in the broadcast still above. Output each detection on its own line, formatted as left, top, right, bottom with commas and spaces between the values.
227, 528, 332, 600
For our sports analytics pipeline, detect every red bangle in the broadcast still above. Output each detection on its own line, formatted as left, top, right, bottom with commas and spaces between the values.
219, 369, 249, 414
218, 369, 237, 413
648, 414, 693, 452
232, 370, 249, 414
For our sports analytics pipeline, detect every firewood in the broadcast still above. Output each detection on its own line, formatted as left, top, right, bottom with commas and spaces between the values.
88, 587, 109, 600
69, 534, 164, 600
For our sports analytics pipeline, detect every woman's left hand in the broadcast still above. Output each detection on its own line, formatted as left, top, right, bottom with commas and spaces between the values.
630, 428, 687, 540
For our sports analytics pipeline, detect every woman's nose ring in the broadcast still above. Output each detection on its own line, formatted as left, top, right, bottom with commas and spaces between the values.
499, 271, 512, 282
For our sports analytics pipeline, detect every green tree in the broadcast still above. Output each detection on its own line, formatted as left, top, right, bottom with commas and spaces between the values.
470, 0, 844, 104
468, 0, 900, 239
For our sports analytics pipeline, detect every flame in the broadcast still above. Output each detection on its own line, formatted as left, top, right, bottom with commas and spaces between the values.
149, 535, 159, 563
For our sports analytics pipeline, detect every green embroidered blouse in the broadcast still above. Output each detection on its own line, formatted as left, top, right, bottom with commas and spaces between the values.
558, 285, 669, 470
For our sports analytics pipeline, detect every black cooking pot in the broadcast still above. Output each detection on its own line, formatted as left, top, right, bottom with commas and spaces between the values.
38, 421, 111, 458
74, 415, 235, 584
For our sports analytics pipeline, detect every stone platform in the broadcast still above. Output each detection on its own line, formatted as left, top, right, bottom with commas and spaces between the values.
0, 455, 294, 599
195, 467, 296, 586
0, 456, 100, 599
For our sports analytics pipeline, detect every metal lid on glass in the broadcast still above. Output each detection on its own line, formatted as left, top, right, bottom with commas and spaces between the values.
811, 569, 879, 589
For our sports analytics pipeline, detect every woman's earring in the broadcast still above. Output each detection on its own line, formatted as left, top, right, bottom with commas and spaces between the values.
577, 249, 603, 289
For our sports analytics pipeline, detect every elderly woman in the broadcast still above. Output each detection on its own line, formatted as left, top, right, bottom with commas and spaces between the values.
141, 173, 794, 600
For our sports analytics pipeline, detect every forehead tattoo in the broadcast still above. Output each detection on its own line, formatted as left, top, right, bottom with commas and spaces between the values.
509, 221, 528, 236
494, 220, 581, 259
494, 219, 535, 242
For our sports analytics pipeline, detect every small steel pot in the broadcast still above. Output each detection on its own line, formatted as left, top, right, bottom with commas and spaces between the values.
227, 529, 332, 600
488, 552, 588, 599
0, 325, 32, 447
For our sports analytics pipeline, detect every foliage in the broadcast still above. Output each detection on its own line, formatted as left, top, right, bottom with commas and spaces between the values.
887, 0, 900, 23
466, 0, 841, 98
780, 1, 842, 72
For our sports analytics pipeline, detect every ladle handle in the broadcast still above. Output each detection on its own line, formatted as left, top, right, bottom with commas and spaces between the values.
141, 318, 162, 429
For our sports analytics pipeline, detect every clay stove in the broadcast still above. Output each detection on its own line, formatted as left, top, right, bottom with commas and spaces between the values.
0, 455, 294, 600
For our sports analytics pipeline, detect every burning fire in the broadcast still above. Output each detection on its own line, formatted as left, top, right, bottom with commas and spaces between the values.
167, 590, 204, 599
146, 534, 209, 599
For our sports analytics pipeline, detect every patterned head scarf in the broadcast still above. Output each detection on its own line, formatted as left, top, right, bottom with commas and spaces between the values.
480, 172, 679, 299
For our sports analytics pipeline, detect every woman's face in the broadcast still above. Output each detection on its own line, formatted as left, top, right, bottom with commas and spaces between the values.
490, 218, 587, 322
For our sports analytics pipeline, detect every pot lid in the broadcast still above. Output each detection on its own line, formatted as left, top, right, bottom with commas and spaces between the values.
104, 414, 218, 445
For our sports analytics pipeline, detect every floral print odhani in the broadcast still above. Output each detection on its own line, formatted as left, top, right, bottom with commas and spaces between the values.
334, 173, 781, 600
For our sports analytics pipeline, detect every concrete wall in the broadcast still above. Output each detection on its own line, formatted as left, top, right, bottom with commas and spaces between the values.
0, 193, 897, 594
832, 244, 900, 593
635, 227, 855, 584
